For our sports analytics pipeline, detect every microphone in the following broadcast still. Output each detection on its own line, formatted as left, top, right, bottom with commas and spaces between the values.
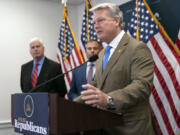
28, 54, 99, 93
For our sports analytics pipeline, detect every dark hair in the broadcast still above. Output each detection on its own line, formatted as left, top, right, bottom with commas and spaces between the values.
87, 39, 101, 46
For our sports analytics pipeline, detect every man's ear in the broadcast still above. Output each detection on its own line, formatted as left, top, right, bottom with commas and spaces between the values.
114, 17, 120, 26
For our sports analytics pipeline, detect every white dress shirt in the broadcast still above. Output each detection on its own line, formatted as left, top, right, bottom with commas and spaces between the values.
103, 30, 125, 61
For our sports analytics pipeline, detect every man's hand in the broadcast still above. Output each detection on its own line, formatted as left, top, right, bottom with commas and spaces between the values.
81, 84, 108, 107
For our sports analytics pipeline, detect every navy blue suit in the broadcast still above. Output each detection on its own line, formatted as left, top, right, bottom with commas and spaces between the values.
69, 63, 87, 100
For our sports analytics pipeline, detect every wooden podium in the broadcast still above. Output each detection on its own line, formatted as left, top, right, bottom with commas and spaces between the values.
11, 93, 122, 135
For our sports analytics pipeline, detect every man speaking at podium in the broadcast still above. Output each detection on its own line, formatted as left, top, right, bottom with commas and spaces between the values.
75, 3, 156, 135
20, 38, 66, 97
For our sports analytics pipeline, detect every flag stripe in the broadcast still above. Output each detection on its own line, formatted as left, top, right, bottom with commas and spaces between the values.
57, 51, 70, 91
159, 30, 180, 66
74, 45, 84, 65
57, 7, 85, 91
151, 82, 175, 135
155, 66, 180, 128
154, 65, 180, 132
152, 109, 164, 135
128, 0, 180, 134
65, 11, 84, 64
79, 43, 87, 61
72, 49, 80, 67
63, 62, 71, 88
176, 31, 180, 50
148, 37, 180, 125
69, 53, 76, 69
150, 94, 168, 135
61, 53, 72, 88
81, 0, 99, 48
143, 0, 180, 57
148, 38, 180, 134
151, 34, 180, 100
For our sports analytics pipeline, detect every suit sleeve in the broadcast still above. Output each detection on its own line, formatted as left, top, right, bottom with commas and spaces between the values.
108, 43, 154, 112
68, 70, 79, 100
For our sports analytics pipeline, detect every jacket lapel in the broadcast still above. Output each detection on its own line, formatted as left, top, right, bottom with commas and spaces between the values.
80, 63, 87, 83
36, 57, 48, 85
99, 33, 130, 89
28, 61, 33, 89
96, 48, 105, 79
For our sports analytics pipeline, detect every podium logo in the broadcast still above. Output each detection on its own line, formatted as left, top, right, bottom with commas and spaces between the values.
24, 95, 34, 118
14, 120, 48, 134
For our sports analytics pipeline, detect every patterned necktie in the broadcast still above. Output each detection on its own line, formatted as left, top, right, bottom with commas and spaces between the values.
103, 45, 112, 71
31, 63, 39, 88
87, 63, 94, 83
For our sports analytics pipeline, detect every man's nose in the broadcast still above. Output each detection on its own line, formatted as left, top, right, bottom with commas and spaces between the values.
94, 22, 100, 29
91, 49, 95, 52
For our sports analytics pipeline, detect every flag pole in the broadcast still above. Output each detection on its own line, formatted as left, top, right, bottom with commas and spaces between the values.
62, 0, 68, 62
62, 0, 67, 7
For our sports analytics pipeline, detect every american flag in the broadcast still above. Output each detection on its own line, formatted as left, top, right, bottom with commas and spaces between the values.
176, 30, 180, 51
128, 0, 180, 135
57, 7, 85, 90
81, 0, 99, 50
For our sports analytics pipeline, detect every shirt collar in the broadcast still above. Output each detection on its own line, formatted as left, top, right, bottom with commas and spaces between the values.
87, 61, 96, 67
33, 57, 45, 66
103, 30, 125, 49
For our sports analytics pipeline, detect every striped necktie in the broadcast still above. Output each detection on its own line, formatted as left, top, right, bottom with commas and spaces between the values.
31, 63, 39, 88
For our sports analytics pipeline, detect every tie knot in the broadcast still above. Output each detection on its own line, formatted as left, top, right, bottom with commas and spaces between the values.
35, 63, 39, 66
90, 63, 94, 67
106, 45, 112, 51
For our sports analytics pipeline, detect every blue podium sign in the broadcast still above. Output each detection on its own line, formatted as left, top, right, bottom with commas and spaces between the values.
14, 93, 49, 135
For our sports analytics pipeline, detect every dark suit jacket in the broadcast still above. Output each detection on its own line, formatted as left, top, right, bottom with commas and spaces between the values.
75, 33, 155, 135
20, 57, 66, 97
68, 63, 87, 100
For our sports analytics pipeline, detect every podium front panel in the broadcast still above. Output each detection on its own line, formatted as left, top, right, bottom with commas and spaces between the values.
13, 93, 49, 135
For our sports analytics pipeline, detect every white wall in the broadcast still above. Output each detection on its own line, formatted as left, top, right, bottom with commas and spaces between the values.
0, 0, 129, 134
0, 0, 64, 134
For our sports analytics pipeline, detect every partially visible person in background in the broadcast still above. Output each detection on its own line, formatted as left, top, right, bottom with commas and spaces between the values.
68, 40, 102, 100
20, 37, 66, 97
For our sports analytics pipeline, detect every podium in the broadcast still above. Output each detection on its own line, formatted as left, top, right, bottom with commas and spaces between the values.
11, 93, 122, 135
